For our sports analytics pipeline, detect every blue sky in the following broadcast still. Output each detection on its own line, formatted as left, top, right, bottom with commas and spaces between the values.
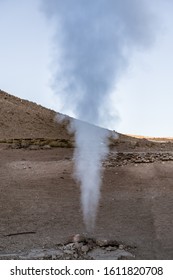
0, 0, 173, 137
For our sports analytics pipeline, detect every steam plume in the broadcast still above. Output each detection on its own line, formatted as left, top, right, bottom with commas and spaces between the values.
41, 0, 154, 231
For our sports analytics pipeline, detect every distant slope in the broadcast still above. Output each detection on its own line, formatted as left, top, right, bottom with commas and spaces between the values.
1, 90, 172, 150
0, 90, 71, 140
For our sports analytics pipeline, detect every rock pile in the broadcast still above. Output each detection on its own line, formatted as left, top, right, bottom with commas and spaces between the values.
0, 235, 135, 260
104, 152, 173, 167
43, 235, 135, 260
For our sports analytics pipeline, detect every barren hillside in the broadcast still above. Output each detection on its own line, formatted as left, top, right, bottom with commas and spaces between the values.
0, 90, 71, 140
0, 90, 173, 151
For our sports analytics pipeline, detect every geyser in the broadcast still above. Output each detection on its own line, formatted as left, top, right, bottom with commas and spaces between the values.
71, 120, 110, 231
41, 0, 154, 231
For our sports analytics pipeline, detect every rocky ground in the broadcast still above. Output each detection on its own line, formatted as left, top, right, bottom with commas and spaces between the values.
1, 145, 173, 260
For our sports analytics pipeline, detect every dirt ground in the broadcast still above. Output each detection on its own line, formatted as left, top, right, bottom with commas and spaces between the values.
0, 144, 173, 260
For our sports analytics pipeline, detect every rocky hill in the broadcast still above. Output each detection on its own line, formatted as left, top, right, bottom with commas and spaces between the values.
1, 89, 172, 150
0, 90, 72, 139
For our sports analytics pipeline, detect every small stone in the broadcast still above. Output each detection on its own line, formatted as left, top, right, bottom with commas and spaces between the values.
43, 145, 51, 149
64, 243, 75, 250
72, 234, 85, 243
106, 246, 115, 251
64, 256, 71, 260
74, 242, 82, 249
96, 239, 109, 247
119, 244, 124, 250
64, 250, 73, 255
29, 145, 38, 150
81, 245, 89, 253
73, 253, 78, 259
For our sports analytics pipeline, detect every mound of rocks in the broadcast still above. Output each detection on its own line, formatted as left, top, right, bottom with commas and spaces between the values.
104, 152, 173, 167
43, 235, 135, 260
0, 235, 135, 260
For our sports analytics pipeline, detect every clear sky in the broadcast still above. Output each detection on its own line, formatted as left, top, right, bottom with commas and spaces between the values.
0, 0, 173, 137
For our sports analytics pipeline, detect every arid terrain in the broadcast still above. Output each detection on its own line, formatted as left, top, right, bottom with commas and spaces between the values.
0, 90, 173, 260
